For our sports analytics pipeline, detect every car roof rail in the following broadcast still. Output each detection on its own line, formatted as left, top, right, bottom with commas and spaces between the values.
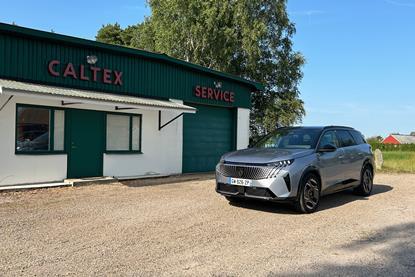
323, 125, 354, 130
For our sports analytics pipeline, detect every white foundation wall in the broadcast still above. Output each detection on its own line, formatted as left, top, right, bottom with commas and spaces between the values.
0, 93, 183, 186
236, 108, 250, 150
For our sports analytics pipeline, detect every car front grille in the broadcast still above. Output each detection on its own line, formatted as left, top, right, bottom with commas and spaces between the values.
217, 164, 278, 180
217, 183, 276, 198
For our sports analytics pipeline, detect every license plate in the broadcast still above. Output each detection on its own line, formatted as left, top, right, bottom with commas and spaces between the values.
228, 177, 252, 187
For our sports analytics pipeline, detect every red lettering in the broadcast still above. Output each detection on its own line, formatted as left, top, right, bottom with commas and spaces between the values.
207, 88, 213, 99
194, 85, 237, 103
195, 86, 201, 97
103, 69, 112, 84
113, 71, 123, 86
229, 92, 235, 103
79, 65, 89, 81
201, 87, 207, 98
223, 91, 230, 102
48, 60, 60, 77
63, 63, 77, 79
90, 66, 101, 82
213, 89, 220, 100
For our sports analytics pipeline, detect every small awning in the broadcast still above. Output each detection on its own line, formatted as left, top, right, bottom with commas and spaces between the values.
0, 79, 196, 113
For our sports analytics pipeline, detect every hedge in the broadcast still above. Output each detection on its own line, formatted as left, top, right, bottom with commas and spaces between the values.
369, 142, 415, 152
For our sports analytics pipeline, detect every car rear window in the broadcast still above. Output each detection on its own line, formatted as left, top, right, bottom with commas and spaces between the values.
336, 130, 356, 147
350, 130, 366, 145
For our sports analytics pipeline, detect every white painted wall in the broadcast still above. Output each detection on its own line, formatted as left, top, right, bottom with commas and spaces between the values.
0, 93, 183, 186
103, 100, 183, 177
0, 95, 67, 186
236, 108, 250, 150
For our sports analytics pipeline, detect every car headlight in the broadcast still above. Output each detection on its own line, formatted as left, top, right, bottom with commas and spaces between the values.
267, 159, 294, 167
266, 159, 294, 178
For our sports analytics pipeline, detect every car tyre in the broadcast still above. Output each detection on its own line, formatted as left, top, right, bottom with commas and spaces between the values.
295, 173, 321, 213
354, 165, 373, 196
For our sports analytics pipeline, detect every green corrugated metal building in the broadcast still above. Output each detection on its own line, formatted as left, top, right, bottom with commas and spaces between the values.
0, 23, 262, 186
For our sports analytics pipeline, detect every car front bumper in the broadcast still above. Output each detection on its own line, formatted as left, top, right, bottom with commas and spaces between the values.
215, 164, 296, 201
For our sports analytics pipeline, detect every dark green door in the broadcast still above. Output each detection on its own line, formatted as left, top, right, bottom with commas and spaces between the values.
183, 104, 235, 173
66, 109, 105, 178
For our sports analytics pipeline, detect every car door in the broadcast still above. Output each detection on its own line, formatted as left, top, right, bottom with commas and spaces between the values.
316, 130, 347, 192
336, 130, 360, 181
349, 130, 368, 180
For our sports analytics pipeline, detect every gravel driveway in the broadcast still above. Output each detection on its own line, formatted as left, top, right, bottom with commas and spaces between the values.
0, 173, 414, 276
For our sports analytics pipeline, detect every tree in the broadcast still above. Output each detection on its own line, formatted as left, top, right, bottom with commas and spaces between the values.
366, 136, 383, 144
96, 0, 305, 142
96, 23, 124, 45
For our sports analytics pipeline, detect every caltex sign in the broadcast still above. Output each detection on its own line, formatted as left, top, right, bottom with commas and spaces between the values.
47, 60, 123, 86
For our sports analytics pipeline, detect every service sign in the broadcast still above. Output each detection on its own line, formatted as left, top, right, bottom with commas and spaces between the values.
47, 60, 123, 86
194, 85, 235, 103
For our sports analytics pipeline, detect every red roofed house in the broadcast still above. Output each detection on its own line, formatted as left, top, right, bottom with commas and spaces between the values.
382, 134, 415, 145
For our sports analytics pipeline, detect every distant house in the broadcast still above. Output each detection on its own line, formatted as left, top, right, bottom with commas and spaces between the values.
382, 134, 415, 145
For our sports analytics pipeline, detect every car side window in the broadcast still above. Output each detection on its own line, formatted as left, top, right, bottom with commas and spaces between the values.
318, 130, 340, 148
350, 130, 366, 145
336, 130, 356, 147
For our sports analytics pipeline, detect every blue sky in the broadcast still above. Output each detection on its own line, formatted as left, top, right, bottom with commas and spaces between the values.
1, 0, 414, 137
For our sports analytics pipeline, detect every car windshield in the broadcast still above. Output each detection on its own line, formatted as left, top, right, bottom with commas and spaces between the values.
255, 128, 322, 149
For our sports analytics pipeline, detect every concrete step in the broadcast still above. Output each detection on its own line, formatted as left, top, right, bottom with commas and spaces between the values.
0, 182, 71, 191
64, 176, 117, 186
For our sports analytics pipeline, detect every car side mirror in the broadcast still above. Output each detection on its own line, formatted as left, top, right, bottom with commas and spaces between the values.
318, 144, 337, 153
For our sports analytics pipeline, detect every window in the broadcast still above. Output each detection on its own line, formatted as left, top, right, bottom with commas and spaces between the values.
255, 128, 322, 149
318, 130, 340, 148
106, 114, 141, 152
15, 105, 65, 153
336, 130, 356, 147
350, 130, 366, 145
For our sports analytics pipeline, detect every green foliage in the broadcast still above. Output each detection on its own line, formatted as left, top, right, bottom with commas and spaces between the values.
366, 136, 383, 145
381, 151, 415, 173
370, 142, 415, 152
95, 0, 305, 141
96, 23, 124, 45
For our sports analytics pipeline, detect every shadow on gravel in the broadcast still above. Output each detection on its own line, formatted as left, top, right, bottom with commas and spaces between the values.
228, 184, 393, 214
319, 183, 393, 211
267, 222, 415, 276
229, 200, 298, 215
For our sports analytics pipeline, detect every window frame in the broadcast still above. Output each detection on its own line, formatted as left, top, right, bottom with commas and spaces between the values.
104, 112, 143, 154
15, 103, 66, 155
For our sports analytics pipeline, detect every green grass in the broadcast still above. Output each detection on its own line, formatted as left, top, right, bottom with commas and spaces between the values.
380, 151, 415, 173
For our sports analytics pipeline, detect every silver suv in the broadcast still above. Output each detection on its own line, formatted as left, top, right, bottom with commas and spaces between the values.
215, 126, 375, 213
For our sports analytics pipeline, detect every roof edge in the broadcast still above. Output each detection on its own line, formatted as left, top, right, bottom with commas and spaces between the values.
0, 22, 264, 91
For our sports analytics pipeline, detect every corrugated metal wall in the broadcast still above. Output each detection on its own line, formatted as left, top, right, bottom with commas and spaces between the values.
0, 25, 253, 108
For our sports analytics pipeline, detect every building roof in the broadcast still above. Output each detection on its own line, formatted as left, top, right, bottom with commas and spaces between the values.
0, 23, 264, 91
0, 78, 196, 113
385, 134, 415, 144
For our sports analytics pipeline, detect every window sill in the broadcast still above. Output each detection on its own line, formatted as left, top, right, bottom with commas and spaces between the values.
15, 151, 67, 155
104, 151, 143, 155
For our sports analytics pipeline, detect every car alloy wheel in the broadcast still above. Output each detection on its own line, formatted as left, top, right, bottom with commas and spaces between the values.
295, 173, 321, 213
362, 167, 373, 194
303, 177, 320, 210
354, 166, 374, 196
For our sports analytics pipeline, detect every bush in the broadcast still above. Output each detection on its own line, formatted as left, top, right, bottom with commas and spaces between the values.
369, 142, 415, 152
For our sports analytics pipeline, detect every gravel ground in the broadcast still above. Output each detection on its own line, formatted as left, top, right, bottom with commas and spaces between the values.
0, 173, 414, 276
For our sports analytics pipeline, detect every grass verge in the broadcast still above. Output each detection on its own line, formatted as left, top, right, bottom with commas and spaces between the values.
380, 151, 415, 173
